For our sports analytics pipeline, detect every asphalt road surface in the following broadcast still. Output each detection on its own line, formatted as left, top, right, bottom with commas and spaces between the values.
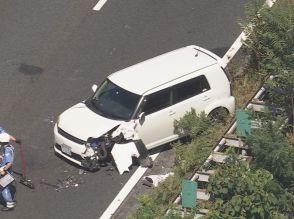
0, 1, 249, 218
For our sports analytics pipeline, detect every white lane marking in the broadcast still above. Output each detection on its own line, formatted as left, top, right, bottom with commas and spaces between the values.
100, 153, 160, 219
220, 0, 276, 68
93, 0, 107, 11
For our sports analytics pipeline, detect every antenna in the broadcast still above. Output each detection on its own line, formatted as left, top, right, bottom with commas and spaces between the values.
194, 47, 200, 57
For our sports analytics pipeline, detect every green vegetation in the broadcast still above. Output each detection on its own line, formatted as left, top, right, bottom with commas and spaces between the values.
131, 0, 294, 218
241, 0, 294, 138
247, 118, 294, 192
206, 156, 282, 219
207, 115, 294, 218
241, 0, 293, 74
230, 63, 265, 108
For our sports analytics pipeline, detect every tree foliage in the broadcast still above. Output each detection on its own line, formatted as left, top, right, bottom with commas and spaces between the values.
173, 109, 224, 175
132, 194, 162, 219
266, 70, 294, 138
206, 156, 282, 219
241, 0, 294, 73
246, 120, 294, 192
244, 113, 294, 215
241, 0, 294, 133
174, 109, 214, 139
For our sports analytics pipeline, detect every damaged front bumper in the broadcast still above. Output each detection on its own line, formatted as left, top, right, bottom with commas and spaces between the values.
79, 138, 153, 173
54, 122, 153, 173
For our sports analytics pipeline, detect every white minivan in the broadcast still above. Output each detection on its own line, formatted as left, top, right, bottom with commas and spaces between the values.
54, 45, 235, 169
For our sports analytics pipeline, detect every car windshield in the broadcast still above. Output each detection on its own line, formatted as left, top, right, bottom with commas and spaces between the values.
89, 79, 141, 120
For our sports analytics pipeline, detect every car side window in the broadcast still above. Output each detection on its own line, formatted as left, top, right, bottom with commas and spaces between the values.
173, 75, 210, 104
142, 88, 171, 115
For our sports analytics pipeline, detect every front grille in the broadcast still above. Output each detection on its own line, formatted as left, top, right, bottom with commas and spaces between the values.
55, 143, 84, 162
57, 127, 86, 145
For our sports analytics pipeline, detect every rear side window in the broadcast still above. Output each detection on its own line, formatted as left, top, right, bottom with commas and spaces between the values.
173, 75, 210, 104
142, 88, 171, 115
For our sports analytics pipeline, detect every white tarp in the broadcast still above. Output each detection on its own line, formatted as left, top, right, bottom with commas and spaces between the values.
111, 142, 140, 175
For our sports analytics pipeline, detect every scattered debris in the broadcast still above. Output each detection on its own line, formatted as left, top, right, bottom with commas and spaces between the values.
78, 169, 85, 175
106, 167, 114, 172
40, 176, 83, 192
57, 176, 79, 189
142, 172, 174, 187
40, 181, 60, 189
42, 116, 55, 124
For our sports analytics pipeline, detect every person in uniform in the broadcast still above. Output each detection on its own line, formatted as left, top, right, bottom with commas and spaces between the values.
0, 132, 16, 211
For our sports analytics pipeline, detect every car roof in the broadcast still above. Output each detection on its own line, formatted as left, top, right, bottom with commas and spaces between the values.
108, 45, 220, 95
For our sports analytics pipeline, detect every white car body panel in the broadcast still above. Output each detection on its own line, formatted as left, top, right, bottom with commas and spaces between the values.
135, 105, 176, 149
108, 46, 219, 95
58, 103, 121, 141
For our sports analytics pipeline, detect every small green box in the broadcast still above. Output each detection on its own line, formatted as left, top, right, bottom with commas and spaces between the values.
181, 179, 197, 209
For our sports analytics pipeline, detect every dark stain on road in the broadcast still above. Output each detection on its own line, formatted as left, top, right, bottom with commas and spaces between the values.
19, 64, 44, 75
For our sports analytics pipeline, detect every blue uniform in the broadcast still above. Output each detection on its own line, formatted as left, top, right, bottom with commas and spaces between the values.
0, 144, 14, 173
0, 127, 15, 208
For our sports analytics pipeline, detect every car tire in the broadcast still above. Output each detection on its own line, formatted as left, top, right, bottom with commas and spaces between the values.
208, 107, 229, 123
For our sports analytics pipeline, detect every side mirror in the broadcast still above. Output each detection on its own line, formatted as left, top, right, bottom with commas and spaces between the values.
137, 112, 145, 125
92, 84, 98, 93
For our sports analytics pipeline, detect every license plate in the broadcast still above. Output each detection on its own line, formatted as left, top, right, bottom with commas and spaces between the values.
61, 144, 72, 156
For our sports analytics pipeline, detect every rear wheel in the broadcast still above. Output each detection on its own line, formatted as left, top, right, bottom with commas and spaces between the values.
208, 108, 229, 123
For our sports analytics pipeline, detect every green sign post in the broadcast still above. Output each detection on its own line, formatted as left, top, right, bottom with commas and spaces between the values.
236, 109, 251, 137
181, 179, 197, 209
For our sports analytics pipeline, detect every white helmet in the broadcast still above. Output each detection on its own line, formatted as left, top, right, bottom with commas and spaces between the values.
0, 133, 10, 143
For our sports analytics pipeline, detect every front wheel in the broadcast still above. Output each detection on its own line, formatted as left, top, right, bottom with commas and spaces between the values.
208, 108, 229, 123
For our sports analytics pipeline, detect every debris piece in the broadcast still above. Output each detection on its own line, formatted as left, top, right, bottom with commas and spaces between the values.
78, 169, 85, 175
111, 142, 140, 174
106, 167, 114, 172
142, 172, 174, 187
40, 180, 61, 192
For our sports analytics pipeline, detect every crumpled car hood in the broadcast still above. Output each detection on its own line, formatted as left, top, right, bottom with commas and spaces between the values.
58, 102, 122, 141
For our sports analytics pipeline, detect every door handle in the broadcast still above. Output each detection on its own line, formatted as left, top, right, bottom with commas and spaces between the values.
202, 96, 210, 101
168, 110, 176, 116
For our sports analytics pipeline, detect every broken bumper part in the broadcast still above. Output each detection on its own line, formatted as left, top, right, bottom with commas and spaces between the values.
111, 142, 140, 175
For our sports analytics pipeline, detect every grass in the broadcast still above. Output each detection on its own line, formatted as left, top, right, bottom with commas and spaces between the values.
227, 52, 265, 108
